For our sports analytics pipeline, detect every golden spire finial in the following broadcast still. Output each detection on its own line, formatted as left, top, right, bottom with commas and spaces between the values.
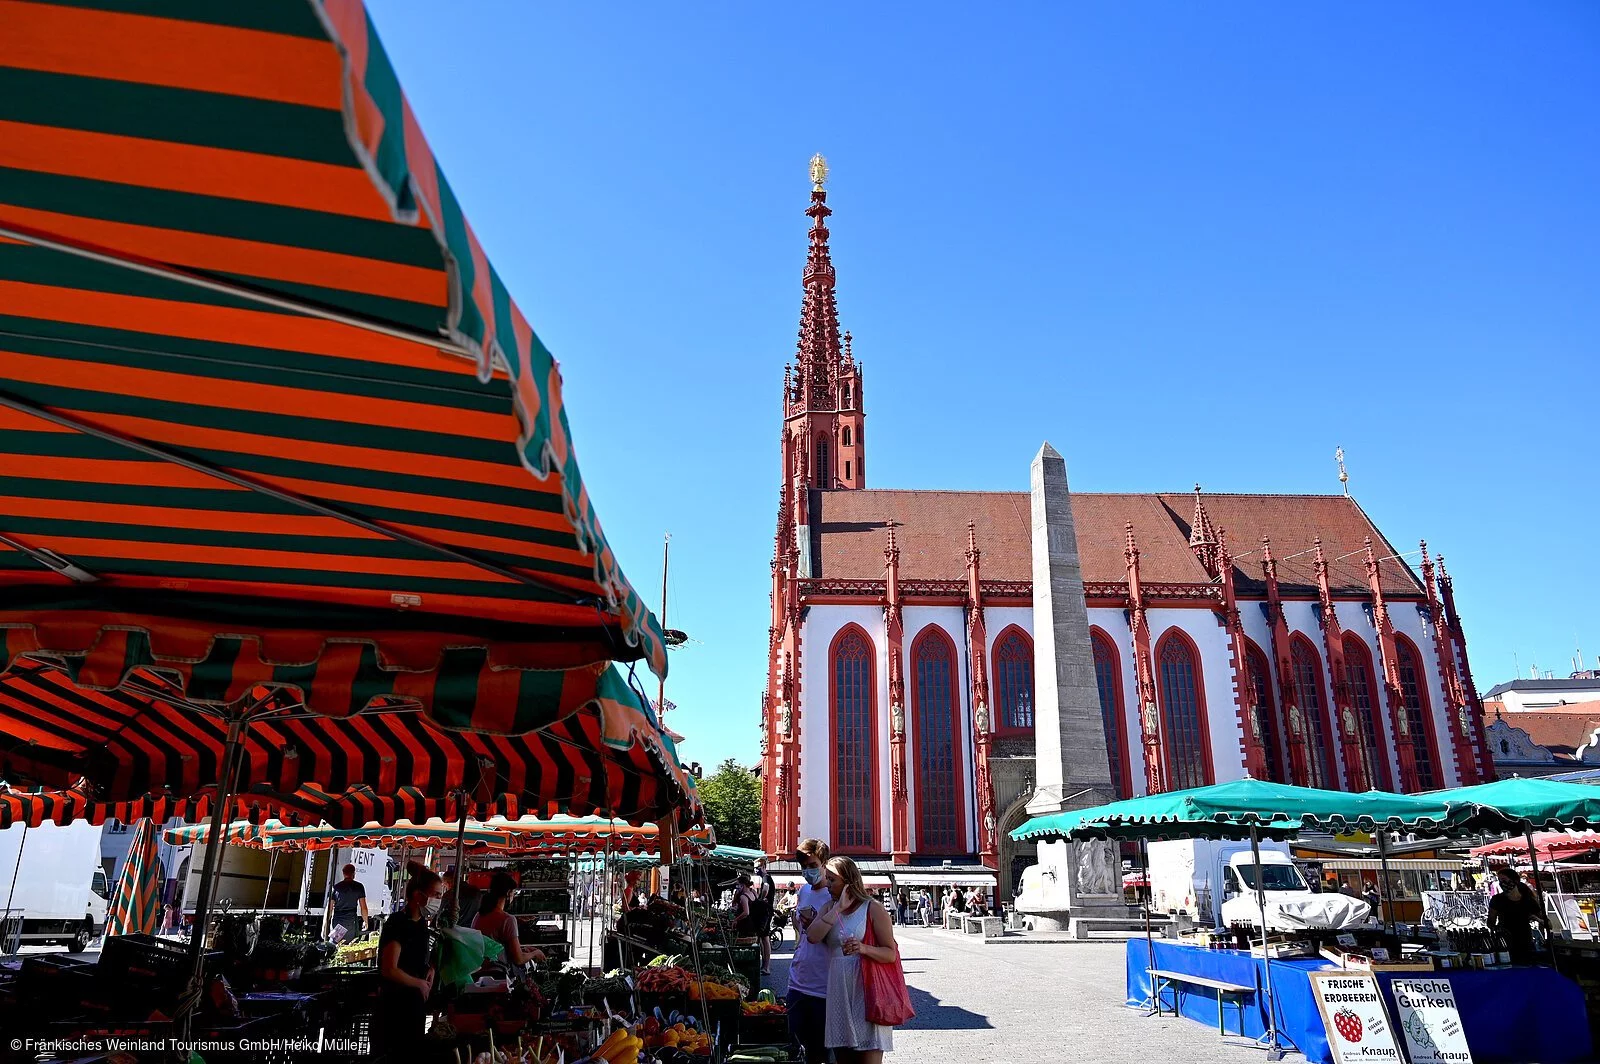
809, 153, 828, 191
1335, 446, 1349, 495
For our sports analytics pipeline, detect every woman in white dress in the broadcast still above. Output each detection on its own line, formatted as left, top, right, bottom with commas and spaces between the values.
805, 855, 898, 1062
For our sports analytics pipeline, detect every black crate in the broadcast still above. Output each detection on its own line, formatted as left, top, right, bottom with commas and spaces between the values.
738, 1011, 790, 1046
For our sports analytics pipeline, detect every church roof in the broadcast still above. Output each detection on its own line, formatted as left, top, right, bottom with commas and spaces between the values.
811, 489, 1425, 597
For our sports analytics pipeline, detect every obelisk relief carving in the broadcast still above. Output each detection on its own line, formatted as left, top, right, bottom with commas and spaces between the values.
1020, 443, 1124, 929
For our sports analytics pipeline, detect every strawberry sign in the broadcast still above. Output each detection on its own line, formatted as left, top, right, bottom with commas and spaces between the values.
1310, 972, 1403, 1063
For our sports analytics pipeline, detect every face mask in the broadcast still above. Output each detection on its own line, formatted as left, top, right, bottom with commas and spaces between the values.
425, 897, 442, 917
802, 867, 825, 887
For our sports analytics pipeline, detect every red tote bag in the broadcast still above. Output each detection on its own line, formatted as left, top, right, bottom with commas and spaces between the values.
860, 906, 915, 1027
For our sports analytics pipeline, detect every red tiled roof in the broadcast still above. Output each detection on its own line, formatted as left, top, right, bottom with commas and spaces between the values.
1486, 701, 1600, 755
811, 489, 1424, 596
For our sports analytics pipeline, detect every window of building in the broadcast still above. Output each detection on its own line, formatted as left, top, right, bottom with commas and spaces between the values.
845, 460, 852, 482
814, 437, 831, 488
912, 629, 963, 853
1156, 632, 1211, 789
1245, 642, 1286, 783
992, 628, 1034, 732
830, 626, 878, 851
1396, 636, 1439, 790
1290, 637, 1337, 789
842, 425, 853, 446
1343, 635, 1391, 791
1090, 629, 1130, 798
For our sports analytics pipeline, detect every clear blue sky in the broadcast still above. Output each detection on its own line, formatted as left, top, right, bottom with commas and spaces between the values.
369, 2, 1599, 771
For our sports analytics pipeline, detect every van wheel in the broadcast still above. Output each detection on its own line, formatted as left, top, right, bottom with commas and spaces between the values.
71, 921, 93, 953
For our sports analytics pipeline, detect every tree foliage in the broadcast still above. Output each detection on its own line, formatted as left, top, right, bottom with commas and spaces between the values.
696, 758, 762, 849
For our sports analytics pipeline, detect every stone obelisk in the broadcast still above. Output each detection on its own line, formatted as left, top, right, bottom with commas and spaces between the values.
1019, 443, 1124, 933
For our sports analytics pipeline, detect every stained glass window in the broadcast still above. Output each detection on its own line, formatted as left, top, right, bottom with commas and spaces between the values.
1396, 638, 1438, 790
1091, 632, 1129, 798
831, 628, 877, 850
993, 629, 1034, 731
1291, 638, 1337, 789
914, 631, 961, 852
1157, 634, 1210, 790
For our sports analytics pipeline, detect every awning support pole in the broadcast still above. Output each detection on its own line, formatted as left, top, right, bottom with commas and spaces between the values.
181, 710, 251, 1032
1138, 837, 1157, 1015
1377, 829, 1397, 938
1251, 825, 1285, 1061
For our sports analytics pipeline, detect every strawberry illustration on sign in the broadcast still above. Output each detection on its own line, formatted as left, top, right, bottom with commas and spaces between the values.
1333, 1007, 1364, 1042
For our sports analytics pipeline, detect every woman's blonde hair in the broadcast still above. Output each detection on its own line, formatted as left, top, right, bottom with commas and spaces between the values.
796, 837, 831, 864
825, 855, 869, 907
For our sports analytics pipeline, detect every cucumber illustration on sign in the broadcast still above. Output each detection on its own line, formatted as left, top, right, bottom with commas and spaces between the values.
1333, 1007, 1364, 1042
1403, 1009, 1437, 1050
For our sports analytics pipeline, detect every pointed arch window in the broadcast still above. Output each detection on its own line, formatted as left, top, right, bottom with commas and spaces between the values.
1290, 637, 1338, 789
1396, 636, 1439, 790
814, 437, 832, 489
1091, 629, 1131, 798
992, 627, 1034, 734
830, 626, 878, 852
1156, 631, 1212, 790
842, 425, 853, 446
1343, 635, 1391, 791
912, 628, 964, 853
1245, 641, 1286, 783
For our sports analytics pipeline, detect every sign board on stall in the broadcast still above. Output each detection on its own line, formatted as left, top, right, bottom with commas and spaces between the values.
1391, 978, 1473, 1064
1309, 971, 1403, 1063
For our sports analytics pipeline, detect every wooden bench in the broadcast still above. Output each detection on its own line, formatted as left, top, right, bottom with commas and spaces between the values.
1146, 968, 1253, 1036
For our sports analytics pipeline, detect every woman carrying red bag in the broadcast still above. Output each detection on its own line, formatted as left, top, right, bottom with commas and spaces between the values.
807, 855, 911, 1062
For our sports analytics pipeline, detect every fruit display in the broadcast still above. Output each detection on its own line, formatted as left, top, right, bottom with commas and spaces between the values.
740, 990, 785, 1017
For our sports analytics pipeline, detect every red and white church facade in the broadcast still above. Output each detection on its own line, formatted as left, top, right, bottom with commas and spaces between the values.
758, 166, 1494, 895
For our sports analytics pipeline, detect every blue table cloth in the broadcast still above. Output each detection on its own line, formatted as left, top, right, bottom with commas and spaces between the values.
1126, 939, 1592, 1064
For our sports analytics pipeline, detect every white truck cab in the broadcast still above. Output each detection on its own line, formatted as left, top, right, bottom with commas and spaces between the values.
1149, 838, 1375, 932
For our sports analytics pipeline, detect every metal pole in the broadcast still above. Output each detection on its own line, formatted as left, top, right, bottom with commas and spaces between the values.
1377, 830, 1397, 937
1250, 826, 1285, 1060
262, 848, 278, 912
657, 533, 670, 721
1138, 836, 1157, 1013
3, 822, 29, 955
187, 716, 247, 970
179, 714, 249, 1034
1524, 828, 1544, 900
447, 802, 468, 927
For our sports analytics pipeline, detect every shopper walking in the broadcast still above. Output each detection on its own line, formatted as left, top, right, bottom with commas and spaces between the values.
808, 856, 897, 1062
753, 858, 777, 975
788, 838, 834, 1064
327, 863, 368, 943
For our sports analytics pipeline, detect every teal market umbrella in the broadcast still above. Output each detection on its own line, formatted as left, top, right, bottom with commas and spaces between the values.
1433, 777, 1600, 905
105, 818, 163, 938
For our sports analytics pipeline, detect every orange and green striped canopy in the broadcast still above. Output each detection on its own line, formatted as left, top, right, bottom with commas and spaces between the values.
0, 0, 666, 733
104, 816, 163, 937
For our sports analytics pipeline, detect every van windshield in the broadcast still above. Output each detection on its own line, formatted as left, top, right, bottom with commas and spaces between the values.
1235, 863, 1307, 891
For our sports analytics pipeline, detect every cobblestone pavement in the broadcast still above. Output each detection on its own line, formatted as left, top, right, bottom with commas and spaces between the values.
770, 925, 1294, 1063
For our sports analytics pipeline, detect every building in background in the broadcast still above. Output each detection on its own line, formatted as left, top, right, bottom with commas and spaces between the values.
758, 162, 1494, 897
1482, 689, 1600, 778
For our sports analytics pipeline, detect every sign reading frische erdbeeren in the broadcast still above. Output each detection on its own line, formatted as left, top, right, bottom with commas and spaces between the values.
1391, 978, 1474, 1064
1309, 971, 1403, 1063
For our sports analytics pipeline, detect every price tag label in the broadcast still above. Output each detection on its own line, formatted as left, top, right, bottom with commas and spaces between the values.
1337, 933, 1358, 947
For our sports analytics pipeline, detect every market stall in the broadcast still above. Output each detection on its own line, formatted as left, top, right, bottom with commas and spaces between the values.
1012, 777, 1600, 1063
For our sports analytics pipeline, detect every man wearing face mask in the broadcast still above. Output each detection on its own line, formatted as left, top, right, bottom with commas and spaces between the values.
789, 838, 834, 1063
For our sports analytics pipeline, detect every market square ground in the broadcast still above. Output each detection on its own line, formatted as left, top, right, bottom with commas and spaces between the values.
771, 930, 1267, 1064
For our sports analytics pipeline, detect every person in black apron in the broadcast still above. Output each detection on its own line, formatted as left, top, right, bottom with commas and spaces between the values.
375, 862, 442, 1058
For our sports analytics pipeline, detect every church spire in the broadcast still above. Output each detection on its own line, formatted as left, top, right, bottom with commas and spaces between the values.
781, 155, 866, 490
797, 153, 842, 404
1188, 483, 1221, 577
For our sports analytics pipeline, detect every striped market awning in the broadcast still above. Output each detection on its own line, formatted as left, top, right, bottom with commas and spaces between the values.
0, 659, 698, 825
0, 0, 667, 735
164, 817, 514, 853
1318, 858, 1464, 872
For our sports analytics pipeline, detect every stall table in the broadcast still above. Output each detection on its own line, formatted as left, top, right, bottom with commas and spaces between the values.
1127, 939, 1592, 1064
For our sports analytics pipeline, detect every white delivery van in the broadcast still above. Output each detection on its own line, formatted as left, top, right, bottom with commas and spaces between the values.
0, 821, 109, 952
1147, 838, 1375, 931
